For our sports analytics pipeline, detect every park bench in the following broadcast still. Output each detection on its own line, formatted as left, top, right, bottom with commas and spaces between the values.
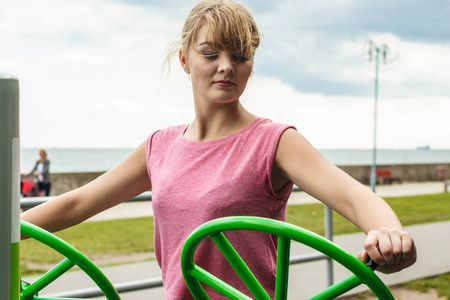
376, 168, 402, 184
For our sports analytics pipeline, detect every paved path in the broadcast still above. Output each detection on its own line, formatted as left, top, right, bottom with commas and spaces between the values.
24, 181, 449, 299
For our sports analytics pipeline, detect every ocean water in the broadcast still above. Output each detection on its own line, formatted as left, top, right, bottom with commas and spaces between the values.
319, 149, 450, 166
21, 148, 134, 174
20, 148, 450, 174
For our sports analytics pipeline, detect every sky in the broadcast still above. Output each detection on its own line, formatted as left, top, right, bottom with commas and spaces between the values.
1, 0, 449, 149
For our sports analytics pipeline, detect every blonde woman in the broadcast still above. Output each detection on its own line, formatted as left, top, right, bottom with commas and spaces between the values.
28, 149, 51, 196
22, 1, 416, 298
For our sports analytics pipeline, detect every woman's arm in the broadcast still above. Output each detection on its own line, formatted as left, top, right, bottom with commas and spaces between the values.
21, 141, 151, 235
42, 159, 50, 176
28, 162, 37, 177
273, 129, 416, 273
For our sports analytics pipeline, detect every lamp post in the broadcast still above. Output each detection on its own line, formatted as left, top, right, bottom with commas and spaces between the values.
367, 41, 389, 192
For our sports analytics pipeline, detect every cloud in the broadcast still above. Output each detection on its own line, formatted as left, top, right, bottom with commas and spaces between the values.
245, 75, 450, 149
256, 0, 450, 43
0, 0, 183, 147
252, 1, 450, 96
1, 0, 449, 149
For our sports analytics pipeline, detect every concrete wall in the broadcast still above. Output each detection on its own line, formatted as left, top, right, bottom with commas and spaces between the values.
21, 172, 104, 196
339, 163, 450, 184
50, 172, 104, 195
22, 163, 450, 196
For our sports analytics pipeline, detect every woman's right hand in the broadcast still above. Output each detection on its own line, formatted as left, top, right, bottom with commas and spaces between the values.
358, 227, 417, 274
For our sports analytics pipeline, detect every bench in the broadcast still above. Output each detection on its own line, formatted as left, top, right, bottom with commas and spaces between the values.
376, 169, 402, 184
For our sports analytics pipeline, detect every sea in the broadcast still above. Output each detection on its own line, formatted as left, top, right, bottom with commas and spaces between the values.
20, 148, 450, 174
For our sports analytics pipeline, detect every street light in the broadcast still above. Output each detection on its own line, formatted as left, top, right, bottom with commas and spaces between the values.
367, 41, 389, 192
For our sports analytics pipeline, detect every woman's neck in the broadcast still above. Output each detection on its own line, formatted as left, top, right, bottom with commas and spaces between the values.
184, 101, 258, 142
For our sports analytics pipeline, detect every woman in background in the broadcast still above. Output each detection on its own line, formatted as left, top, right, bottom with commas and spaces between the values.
28, 149, 51, 196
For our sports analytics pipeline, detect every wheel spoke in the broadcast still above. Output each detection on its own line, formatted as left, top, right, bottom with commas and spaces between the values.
275, 236, 291, 300
210, 232, 271, 300
307, 274, 362, 300
21, 258, 74, 299
190, 265, 253, 300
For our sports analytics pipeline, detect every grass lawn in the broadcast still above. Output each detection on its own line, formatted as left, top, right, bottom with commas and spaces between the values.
403, 272, 450, 299
21, 192, 450, 275
286, 192, 450, 236
346, 272, 450, 299
21, 217, 153, 266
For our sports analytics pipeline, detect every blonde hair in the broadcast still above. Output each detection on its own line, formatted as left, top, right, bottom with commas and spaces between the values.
38, 149, 47, 159
164, 0, 260, 72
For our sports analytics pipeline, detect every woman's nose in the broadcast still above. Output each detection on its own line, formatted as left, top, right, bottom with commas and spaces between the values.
217, 54, 235, 74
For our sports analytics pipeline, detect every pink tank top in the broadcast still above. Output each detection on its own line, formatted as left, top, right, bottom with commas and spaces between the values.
146, 118, 295, 299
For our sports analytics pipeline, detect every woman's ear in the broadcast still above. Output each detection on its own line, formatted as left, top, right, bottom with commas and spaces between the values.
179, 50, 190, 74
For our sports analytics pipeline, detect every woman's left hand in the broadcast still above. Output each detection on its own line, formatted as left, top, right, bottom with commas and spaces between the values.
357, 227, 417, 274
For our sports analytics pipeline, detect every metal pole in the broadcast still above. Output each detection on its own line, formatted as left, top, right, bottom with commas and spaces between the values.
370, 47, 380, 192
324, 205, 334, 286
0, 73, 21, 300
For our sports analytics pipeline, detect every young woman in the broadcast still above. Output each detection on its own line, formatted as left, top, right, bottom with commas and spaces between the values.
22, 0, 416, 299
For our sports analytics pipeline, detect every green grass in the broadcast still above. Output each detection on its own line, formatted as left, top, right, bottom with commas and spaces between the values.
346, 272, 450, 299
21, 217, 153, 265
403, 272, 450, 298
21, 192, 450, 271
286, 192, 450, 236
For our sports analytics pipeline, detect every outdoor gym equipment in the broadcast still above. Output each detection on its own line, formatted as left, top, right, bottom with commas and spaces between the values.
1, 73, 21, 300
181, 216, 394, 299
20, 221, 121, 300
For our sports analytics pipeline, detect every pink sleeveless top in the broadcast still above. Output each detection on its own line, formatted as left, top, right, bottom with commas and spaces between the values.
146, 118, 295, 299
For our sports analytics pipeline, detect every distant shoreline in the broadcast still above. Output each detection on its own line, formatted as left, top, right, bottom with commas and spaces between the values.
22, 162, 450, 197
20, 148, 450, 174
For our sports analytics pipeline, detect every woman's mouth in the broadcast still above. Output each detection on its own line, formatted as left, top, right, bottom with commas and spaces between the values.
214, 80, 236, 87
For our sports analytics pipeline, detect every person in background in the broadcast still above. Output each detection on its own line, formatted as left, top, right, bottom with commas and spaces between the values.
21, 1, 416, 299
28, 149, 51, 196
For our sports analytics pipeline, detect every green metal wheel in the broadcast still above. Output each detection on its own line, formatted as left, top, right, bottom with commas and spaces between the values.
20, 220, 120, 300
181, 216, 394, 300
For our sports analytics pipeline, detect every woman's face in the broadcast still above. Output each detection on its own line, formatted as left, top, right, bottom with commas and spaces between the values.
179, 23, 254, 105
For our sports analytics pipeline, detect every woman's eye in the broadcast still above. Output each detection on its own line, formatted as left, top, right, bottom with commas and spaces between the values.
232, 54, 249, 63
203, 52, 218, 59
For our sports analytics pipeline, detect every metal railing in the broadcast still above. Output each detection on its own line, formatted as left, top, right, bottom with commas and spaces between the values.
20, 191, 153, 210
21, 188, 334, 298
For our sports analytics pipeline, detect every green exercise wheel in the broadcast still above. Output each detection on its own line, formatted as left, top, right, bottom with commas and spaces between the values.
20, 220, 121, 300
181, 216, 394, 300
